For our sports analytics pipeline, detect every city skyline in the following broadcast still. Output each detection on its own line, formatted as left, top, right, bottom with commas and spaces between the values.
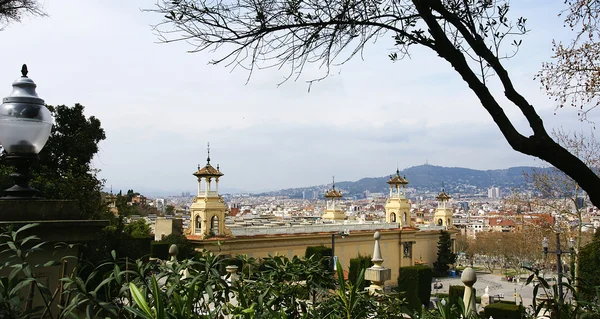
1, 0, 597, 194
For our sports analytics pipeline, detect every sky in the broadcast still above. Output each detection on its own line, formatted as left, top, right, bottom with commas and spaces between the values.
0, 0, 598, 195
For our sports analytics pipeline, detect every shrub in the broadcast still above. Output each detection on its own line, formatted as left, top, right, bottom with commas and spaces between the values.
349, 254, 372, 289
151, 242, 170, 260
448, 285, 466, 311
305, 245, 332, 270
396, 265, 432, 311
483, 303, 524, 319
159, 234, 196, 260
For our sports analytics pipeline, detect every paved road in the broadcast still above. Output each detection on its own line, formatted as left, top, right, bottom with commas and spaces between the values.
431, 272, 536, 307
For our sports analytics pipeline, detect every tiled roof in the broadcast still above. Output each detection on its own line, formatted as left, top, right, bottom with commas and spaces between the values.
325, 189, 343, 198
387, 169, 409, 185
193, 163, 223, 177
436, 191, 451, 201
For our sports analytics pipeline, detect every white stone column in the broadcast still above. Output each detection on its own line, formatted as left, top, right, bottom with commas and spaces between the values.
215, 178, 219, 194
461, 267, 477, 316
205, 178, 209, 197
197, 178, 202, 196
364, 231, 391, 295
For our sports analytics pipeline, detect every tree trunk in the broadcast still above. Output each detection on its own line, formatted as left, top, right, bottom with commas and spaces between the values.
414, 1, 600, 208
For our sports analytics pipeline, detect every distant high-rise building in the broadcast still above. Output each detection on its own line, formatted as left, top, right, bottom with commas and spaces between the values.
487, 187, 501, 199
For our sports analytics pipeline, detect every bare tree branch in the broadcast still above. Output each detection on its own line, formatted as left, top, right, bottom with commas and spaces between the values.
145, 0, 600, 209
0, 0, 46, 30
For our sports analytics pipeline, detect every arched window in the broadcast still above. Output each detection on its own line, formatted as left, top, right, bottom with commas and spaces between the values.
437, 219, 443, 226
195, 215, 201, 229
447, 218, 451, 226
390, 213, 396, 222
211, 215, 220, 234
403, 213, 407, 224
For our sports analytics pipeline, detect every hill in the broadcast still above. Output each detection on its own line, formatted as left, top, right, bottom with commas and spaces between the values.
256, 164, 544, 198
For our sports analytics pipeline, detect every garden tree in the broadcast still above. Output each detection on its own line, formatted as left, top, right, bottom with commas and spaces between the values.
470, 230, 548, 275
165, 204, 175, 215
454, 233, 471, 266
524, 128, 600, 291
468, 231, 502, 273
0, 0, 44, 29
433, 230, 456, 276
501, 232, 544, 279
147, 0, 600, 208
0, 103, 106, 219
537, 0, 600, 120
123, 219, 152, 238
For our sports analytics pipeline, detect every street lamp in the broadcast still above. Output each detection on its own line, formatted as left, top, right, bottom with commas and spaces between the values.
0, 65, 53, 199
331, 229, 350, 271
541, 234, 575, 304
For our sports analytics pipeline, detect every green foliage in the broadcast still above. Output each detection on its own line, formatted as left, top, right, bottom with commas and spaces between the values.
160, 233, 196, 260
0, 224, 58, 319
348, 254, 372, 290
151, 242, 170, 260
31, 103, 106, 219
124, 219, 152, 238
433, 231, 456, 277
579, 230, 600, 301
396, 265, 433, 311
448, 285, 466, 311
79, 215, 152, 268
305, 245, 332, 270
165, 205, 175, 215
483, 303, 524, 319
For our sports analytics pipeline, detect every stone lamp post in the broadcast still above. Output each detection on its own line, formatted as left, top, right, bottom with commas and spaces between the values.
364, 231, 391, 295
0, 65, 107, 317
0, 64, 53, 199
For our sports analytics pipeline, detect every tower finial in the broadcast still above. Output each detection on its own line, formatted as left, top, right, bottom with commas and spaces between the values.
442, 181, 445, 192
332, 175, 335, 189
207, 142, 211, 164
21, 64, 28, 77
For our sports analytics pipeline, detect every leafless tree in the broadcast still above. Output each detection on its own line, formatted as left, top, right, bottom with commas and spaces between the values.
524, 128, 600, 292
537, 0, 600, 121
146, 0, 600, 208
0, 0, 45, 30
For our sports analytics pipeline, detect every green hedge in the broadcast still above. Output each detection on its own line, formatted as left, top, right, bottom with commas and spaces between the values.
305, 245, 332, 270
396, 265, 432, 311
483, 303, 524, 319
348, 254, 372, 289
151, 242, 170, 260
448, 285, 470, 311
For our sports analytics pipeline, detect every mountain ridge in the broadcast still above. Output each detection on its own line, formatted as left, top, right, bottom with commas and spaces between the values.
256, 164, 544, 198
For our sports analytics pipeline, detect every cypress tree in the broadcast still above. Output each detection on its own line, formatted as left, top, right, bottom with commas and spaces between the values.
433, 230, 456, 277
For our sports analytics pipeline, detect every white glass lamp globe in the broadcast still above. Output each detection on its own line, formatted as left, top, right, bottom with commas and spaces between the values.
0, 65, 53, 154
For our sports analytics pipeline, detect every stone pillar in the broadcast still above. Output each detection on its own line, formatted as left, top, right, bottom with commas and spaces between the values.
226, 265, 239, 284
364, 231, 391, 295
169, 244, 179, 262
461, 267, 477, 316
480, 285, 491, 309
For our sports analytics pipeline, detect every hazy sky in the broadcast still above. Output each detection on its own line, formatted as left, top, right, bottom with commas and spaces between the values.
1, 0, 597, 194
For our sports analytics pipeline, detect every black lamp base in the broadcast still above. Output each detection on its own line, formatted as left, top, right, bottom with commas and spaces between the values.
1, 153, 41, 199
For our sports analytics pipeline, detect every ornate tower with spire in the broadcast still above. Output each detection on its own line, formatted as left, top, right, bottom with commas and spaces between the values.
190, 143, 232, 238
384, 169, 411, 227
433, 186, 453, 227
322, 177, 345, 221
